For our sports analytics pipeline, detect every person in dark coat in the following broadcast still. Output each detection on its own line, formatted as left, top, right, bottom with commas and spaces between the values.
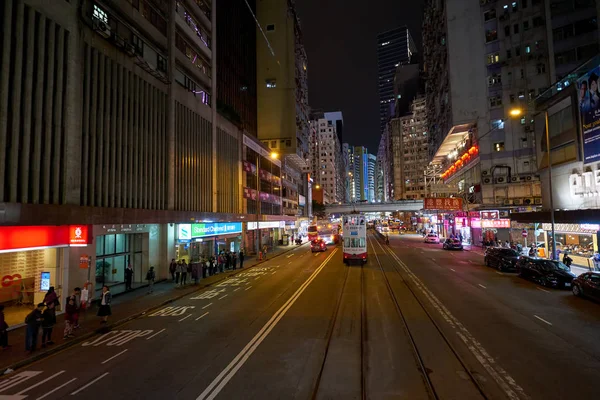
97, 286, 112, 324
239, 249, 245, 269
25, 303, 44, 352
41, 302, 56, 347
0, 305, 10, 349
125, 263, 134, 290
43, 287, 59, 307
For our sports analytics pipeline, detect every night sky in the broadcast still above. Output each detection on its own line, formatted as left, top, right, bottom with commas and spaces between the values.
296, 0, 424, 154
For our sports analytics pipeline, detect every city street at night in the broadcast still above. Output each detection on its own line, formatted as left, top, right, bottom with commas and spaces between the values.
1, 234, 599, 399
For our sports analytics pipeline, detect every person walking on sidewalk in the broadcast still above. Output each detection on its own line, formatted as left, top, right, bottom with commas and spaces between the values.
169, 259, 177, 282
97, 286, 112, 324
41, 302, 56, 347
0, 305, 10, 350
232, 252, 238, 270
175, 261, 184, 285
63, 297, 77, 339
191, 263, 199, 285
146, 266, 156, 293
181, 260, 188, 285
43, 286, 59, 307
239, 249, 245, 269
72, 287, 82, 329
25, 303, 44, 353
125, 263, 134, 290
80, 283, 90, 314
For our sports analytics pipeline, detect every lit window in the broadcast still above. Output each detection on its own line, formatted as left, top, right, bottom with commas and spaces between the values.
93, 4, 109, 23
266, 79, 276, 88
494, 142, 505, 152
525, 45, 531, 53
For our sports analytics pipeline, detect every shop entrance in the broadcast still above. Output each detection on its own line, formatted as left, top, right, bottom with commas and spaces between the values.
95, 233, 144, 294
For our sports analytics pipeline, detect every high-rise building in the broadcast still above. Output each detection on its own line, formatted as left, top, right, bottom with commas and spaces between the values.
324, 111, 344, 146
343, 143, 352, 202
377, 26, 417, 134
309, 117, 344, 204
353, 146, 370, 201
394, 63, 421, 117
368, 154, 377, 202
376, 128, 391, 202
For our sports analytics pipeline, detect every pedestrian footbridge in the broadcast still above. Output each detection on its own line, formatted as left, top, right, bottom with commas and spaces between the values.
324, 200, 424, 214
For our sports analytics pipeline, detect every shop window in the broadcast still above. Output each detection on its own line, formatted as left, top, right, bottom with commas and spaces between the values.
96, 235, 105, 256
104, 234, 116, 255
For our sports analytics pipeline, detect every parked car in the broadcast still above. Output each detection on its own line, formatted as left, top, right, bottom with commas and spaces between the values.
311, 239, 327, 253
572, 272, 600, 302
424, 233, 440, 244
516, 256, 576, 288
442, 238, 463, 250
484, 247, 520, 272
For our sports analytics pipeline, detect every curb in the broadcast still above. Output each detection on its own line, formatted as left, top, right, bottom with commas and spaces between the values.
1, 243, 305, 375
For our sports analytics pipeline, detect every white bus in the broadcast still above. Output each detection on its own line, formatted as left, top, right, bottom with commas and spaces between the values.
342, 214, 367, 265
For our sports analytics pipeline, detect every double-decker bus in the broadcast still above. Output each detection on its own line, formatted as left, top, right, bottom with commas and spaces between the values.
308, 221, 340, 244
307, 224, 319, 241
342, 214, 367, 265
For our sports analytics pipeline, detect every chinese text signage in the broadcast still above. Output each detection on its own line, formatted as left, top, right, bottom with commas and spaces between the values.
423, 197, 463, 211
481, 211, 499, 220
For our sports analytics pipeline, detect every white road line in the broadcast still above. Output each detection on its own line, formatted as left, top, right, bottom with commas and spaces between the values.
0, 371, 43, 392
245, 286, 252, 291
145, 328, 166, 340
286, 254, 293, 258
313, 253, 319, 257
218, 295, 228, 300
101, 349, 128, 364
478, 284, 487, 289
16, 371, 65, 395
202, 303, 213, 309
234, 287, 241, 292
536, 287, 551, 293
70, 372, 109, 395
288, 261, 292, 265
178, 314, 193, 322
196, 312, 209, 321
534, 315, 553, 326
196, 249, 338, 400
271, 271, 277, 275
495, 271, 504, 275
450, 268, 456, 272
36, 378, 77, 400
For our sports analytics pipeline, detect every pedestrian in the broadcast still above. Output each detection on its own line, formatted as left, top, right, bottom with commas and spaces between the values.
63, 297, 77, 339
80, 282, 90, 313
0, 305, 10, 350
181, 260, 188, 285
563, 253, 573, 267
41, 302, 56, 347
169, 258, 177, 282
146, 266, 156, 293
191, 263, 199, 285
43, 286, 59, 307
25, 303, 44, 353
71, 287, 82, 329
97, 285, 112, 324
175, 260, 182, 284
125, 263, 134, 290
225, 252, 231, 270
239, 249, 245, 269
232, 252, 238, 270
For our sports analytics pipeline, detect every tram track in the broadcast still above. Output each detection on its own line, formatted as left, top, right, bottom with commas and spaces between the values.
368, 233, 489, 400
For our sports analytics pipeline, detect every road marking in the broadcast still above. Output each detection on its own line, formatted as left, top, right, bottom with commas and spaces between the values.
0, 371, 43, 392
101, 349, 128, 364
495, 271, 504, 275
196, 312, 209, 321
196, 249, 338, 400
218, 295, 228, 300
202, 303, 213, 309
14, 371, 64, 395
374, 240, 526, 400
82, 330, 153, 347
150, 305, 195, 317
233, 287, 241, 292
191, 288, 227, 299
178, 314, 193, 322
36, 378, 77, 399
145, 329, 165, 340
70, 372, 109, 395
534, 315, 553, 326
536, 287, 550, 293
313, 253, 319, 257
478, 284, 487, 289
245, 286, 252, 291
468, 260, 476, 264
271, 271, 277, 275
288, 261, 292, 265
286, 254, 294, 258
450, 268, 456, 272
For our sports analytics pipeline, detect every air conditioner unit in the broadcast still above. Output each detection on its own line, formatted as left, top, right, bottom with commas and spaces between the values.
510, 176, 519, 183
125, 43, 136, 56
495, 196, 506, 204
499, 210, 509, 218
525, 175, 533, 181
503, 198, 514, 205
494, 176, 507, 184
534, 197, 542, 205
523, 197, 534, 205
481, 169, 491, 177
93, 17, 111, 39
513, 198, 523, 205
483, 177, 493, 184
533, 175, 540, 181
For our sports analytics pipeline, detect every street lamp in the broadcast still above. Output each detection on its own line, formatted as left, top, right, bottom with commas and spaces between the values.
510, 107, 556, 260
256, 151, 279, 256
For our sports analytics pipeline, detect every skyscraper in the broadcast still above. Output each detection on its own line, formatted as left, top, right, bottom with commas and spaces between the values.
377, 26, 417, 134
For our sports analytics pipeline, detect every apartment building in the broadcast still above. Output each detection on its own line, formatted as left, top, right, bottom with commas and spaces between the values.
309, 117, 344, 204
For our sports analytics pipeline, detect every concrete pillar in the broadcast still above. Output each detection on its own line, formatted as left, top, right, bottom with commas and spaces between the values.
211, 0, 217, 213
102, 57, 112, 207
80, 43, 91, 206
20, 8, 36, 203
167, 0, 176, 210
0, 0, 13, 201
52, 26, 65, 204
89, 47, 97, 206
9, 1, 25, 202
109, 62, 118, 208
115, 65, 123, 208
96, 53, 105, 207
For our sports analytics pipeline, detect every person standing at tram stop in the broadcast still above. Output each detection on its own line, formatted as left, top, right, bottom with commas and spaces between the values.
239, 249, 245, 269
25, 303, 44, 353
0, 305, 10, 350
180, 260, 189, 285
125, 262, 134, 291
169, 258, 177, 282
97, 285, 112, 324
146, 266, 156, 293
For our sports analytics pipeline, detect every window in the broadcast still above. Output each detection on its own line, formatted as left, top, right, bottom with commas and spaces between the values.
488, 73, 502, 86
504, 25, 510, 36
523, 20, 530, 30
157, 54, 167, 73
578, 43, 599, 61
525, 45, 531, 54
520, 68, 524, 78
142, 1, 167, 35
484, 9, 496, 21
266, 79, 276, 88
489, 96, 503, 108
486, 30, 498, 42
93, 4, 109, 23
494, 142, 505, 152
533, 16, 544, 27
522, 138, 529, 148
514, 24, 520, 34
522, 0, 527, 8
555, 49, 577, 65
510, 94, 516, 103
492, 119, 505, 129
574, 17, 597, 35
515, 47, 521, 56
132, 34, 143, 54
512, 1, 518, 11
537, 63, 546, 74
507, 49, 512, 59
486, 52, 500, 64
266, 24, 275, 31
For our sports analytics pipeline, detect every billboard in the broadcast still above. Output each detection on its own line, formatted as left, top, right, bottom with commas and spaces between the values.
423, 197, 463, 211
577, 66, 600, 164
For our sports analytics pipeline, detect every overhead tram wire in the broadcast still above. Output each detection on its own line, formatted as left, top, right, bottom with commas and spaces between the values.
244, 0, 280, 66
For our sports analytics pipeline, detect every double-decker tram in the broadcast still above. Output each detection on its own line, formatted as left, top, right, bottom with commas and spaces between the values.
342, 214, 367, 265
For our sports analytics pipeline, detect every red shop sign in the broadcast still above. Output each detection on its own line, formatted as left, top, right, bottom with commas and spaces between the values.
0, 225, 91, 252
69, 225, 89, 246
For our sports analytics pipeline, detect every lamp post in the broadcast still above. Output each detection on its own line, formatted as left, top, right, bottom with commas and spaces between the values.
256, 152, 278, 255
510, 107, 556, 260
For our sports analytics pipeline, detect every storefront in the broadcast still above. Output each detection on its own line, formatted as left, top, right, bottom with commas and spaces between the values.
246, 221, 285, 252
176, 222, 243, 262
541, 223, 599, 265
471, 212, 511, 245
453, 212, 472, 244
0, 225, 90, 326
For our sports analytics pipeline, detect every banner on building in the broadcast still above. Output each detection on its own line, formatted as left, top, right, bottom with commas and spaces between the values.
577, 65, 600, 164
423, 197, 463, 211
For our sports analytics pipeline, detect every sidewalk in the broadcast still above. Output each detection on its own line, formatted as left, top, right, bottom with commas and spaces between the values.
0, 243, 304, 373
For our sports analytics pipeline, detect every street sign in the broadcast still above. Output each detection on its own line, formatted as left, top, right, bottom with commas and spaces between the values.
522, 229, 528, 238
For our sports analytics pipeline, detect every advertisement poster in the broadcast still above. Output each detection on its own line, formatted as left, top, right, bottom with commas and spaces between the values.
577, 66, 600, 164
40, 272, 51, 291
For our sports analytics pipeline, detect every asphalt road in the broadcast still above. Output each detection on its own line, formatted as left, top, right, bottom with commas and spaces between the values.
1, 233, 599, 400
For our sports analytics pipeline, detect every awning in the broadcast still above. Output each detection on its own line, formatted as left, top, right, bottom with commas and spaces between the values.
510, 210, 600, 224
431, 123, 475, 165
